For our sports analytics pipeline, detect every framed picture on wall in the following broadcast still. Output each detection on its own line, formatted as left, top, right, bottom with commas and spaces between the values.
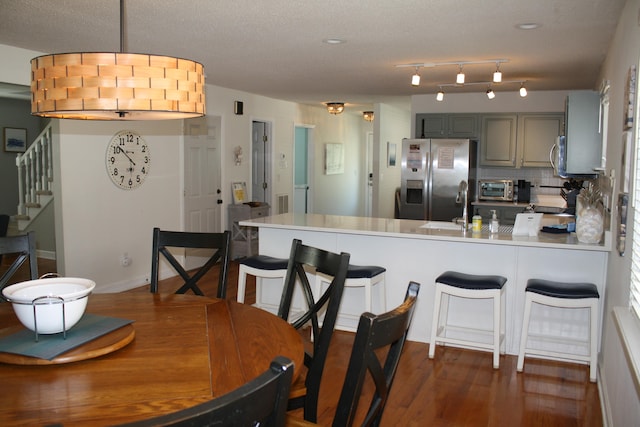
3, 127, 27, 152
387, 142, 397, 167
324, 143, 344, 175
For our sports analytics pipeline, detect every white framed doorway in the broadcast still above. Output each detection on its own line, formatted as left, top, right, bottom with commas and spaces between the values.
294, 124, 315, 214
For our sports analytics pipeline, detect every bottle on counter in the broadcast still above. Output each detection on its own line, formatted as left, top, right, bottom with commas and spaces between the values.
472, 211, 482, 233
489, 210, 500, 234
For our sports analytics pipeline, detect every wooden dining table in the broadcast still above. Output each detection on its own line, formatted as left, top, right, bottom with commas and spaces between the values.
0, 292, 304, 426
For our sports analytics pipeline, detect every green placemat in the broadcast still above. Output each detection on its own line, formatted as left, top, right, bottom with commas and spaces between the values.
0, 314, 134, 360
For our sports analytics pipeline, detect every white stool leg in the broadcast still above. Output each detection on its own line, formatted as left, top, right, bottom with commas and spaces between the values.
363, 280, 372, 313
429, 284, 443, 359
378, 273, 386, 312
517, 293, 533, 372
589, 298, 598, 382
492, 289, 500, 369
500, 287, 506, 354
237, 265, 248, 303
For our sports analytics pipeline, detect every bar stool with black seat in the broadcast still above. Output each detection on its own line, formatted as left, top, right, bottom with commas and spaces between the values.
517, 279, 600, 382
236, 255, 289, 304
314, 264, 386, 331
428, 271, 507, 369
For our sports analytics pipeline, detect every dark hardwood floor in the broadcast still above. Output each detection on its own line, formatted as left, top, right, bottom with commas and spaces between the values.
2, 257, 602, 426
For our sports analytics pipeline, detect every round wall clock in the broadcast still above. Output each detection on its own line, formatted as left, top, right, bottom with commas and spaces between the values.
106, 130, 151, 190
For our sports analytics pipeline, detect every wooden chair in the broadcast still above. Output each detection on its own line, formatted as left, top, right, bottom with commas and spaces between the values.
0, 231, 38, 292
287, 281, 421, 427
116, 356, 294, 427
150, 228, 231, 298
278, 239, 350, 423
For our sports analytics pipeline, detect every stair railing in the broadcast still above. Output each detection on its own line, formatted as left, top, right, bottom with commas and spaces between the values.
15, 123, 53, 220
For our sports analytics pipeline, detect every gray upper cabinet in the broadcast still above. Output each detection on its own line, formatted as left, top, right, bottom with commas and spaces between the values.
480, 114, 518, 167
415, 114, 479, 138
516, 113, 564, 168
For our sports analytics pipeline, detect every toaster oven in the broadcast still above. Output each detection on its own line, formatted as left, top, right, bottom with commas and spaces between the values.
479, 180, 514, 201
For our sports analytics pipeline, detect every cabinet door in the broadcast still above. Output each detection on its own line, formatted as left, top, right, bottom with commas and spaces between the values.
480, 114, 518, 167
415, 114, 447, 137
517, 113, 563, 168
448, 114, 478, 138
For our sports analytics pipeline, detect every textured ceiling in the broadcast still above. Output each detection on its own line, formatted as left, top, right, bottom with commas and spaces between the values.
0, 0, 626, 111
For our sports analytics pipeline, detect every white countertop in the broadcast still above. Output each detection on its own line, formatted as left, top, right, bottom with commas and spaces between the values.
240, 213, 610, 252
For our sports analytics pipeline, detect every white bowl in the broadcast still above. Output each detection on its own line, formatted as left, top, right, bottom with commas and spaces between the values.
2, 277, 96, 334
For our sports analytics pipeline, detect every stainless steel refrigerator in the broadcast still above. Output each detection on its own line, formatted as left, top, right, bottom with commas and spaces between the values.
398, 138, 477, 221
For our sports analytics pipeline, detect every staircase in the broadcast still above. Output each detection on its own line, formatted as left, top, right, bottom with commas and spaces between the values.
15, 123, 54, 231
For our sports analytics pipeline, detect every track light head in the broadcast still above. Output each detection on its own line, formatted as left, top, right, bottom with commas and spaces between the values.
493, 63, 502, 83
519, 83, 528, 97
486, 88, 495, 99
436, 89, 444, 101
456, 65, 465, 84
411, 67, 421, 86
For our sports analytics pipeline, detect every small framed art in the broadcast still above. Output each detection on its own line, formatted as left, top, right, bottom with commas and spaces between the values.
4, 127, 27, 152
231, 182, 248, 204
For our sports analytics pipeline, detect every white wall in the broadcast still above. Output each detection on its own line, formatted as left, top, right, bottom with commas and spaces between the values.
374, 103, 411, 218
596, 0, 640, 425
53, 119, 183, 292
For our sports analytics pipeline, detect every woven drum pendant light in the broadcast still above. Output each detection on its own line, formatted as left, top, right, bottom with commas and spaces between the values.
30, 0, 205, 120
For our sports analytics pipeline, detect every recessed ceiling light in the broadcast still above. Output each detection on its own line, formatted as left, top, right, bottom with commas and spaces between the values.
323, 38, 346, 44
515, 23, 541, 30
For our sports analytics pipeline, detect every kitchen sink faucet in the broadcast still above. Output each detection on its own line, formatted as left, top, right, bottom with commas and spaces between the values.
455, 180, 468, 232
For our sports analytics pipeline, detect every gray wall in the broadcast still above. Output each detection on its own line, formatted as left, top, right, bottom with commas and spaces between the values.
0, 97, 44, 216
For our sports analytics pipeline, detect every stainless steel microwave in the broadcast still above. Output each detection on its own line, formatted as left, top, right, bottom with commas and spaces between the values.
478, 180, 514, 201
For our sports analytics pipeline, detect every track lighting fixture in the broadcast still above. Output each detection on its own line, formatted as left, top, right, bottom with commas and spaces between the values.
493, 63, 502, 83
363, 111, 374, 122
519, 83, 528, 97
486, 88, 496, 99
326, 102, 345, 115
436, 88, 444, 101
456, 65, 465, 84
411, 67, 421, 86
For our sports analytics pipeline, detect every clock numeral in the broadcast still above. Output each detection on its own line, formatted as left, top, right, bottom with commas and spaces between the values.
112, 167, 119, 176
141, 145, 147, 153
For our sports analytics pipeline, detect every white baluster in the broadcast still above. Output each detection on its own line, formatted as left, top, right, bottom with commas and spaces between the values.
15, 154, 28, 219
34, 142, 42, 193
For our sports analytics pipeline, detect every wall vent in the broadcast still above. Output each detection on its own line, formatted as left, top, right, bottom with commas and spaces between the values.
277, 194, 289, 214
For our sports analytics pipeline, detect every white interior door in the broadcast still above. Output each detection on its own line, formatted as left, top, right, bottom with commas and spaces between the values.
183, 115, 222, 268
294, 126, 309, 213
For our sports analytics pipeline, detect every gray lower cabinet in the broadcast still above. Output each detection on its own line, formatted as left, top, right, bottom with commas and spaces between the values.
228, 203, 270, 259
473, 203, 526, 225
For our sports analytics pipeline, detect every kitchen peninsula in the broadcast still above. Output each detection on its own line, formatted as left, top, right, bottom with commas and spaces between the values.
241, 213, 610, 358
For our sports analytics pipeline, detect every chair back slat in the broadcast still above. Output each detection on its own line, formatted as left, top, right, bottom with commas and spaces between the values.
150, 228, 231, 298
277, 238, 350, 422
0, 231, 38, 292
334, 281, 420, 427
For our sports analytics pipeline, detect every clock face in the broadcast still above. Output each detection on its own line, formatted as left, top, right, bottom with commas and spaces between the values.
106, 130, 151, 190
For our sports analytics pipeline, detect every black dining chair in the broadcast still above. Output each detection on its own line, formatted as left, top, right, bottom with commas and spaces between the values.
0, 231, 38, 292
277, 239, 350, 423
116, 356, 294, 427
150, 228, 231, 298
286, 281, 421, 427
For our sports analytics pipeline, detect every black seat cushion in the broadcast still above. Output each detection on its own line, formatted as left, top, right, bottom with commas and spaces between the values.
346, 264, 386, 279
436, 271, 507, 290
526, 279, 599, 299
240, 255, 289, 270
